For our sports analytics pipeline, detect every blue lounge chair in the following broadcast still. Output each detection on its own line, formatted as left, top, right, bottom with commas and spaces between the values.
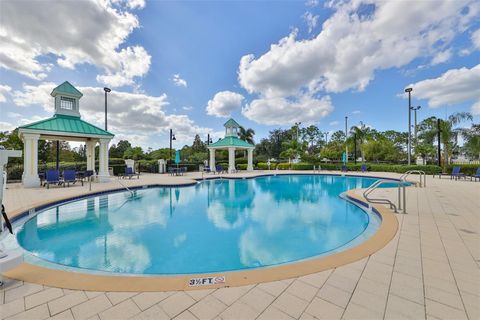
215, 165, 224, 174
203, 166, 211, 173
434, 166, 465, 180
361, 164, 368, 173
63, 170, 83, 187
470, 167, 480, 181
180, 167, 187, 176
341, 165, 348, 172
44, 169, 62, 189
125, 167, 139, 179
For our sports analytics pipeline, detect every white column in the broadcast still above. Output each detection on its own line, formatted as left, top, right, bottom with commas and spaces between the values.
228, 147, 236, 173
98, 138, 110, 182
21, 133, 41, 187
85, 140, 97, 174
247, 148, 254, 171
209, 148, 216, 172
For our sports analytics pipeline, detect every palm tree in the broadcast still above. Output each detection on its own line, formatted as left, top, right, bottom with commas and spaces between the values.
459, 123, 480, 161
238, 126, 255, 157
350, 121, 372, 162
439, 112, 473, 165
238, 126, 255, 144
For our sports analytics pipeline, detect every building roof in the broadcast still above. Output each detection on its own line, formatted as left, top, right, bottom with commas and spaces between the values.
50, 81, 83, 98
209, 136, 254, 148
19, 114, 113, 137
224, 118, 240, 128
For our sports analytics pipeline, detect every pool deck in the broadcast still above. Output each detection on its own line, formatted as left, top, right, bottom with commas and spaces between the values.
1, 171, 479, 320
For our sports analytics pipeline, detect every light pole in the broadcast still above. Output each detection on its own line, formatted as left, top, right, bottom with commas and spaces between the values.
103, 87, 111, 131
169, 129, 176, 164
205, 133, 212, 146
345, 116, 348, 163
405, 87, 413, 165
412, 106, 421, 147
324, 131, 329, 144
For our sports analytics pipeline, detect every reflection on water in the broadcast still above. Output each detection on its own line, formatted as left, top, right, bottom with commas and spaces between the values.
18, 175, 378, 274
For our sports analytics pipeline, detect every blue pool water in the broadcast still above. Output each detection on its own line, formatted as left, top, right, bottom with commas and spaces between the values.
17, 175, 388, 275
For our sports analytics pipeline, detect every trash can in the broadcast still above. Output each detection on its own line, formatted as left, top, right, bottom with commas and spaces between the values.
158, 159, 166, 174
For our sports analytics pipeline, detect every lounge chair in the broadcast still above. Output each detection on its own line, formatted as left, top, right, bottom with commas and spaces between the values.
469, 167, 480, 181
361, 164, 368, 173
215, 165, 224, 174
180, 167, 187, 176
341, 165, 348, 172
203, 166, 211, 173
63, 169, 83, 187
434, 166, 465, 180
44, 169, 62, 189
124, 167, 139, 179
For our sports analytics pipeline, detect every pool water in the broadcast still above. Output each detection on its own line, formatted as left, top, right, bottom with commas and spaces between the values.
17, 175, 385, 275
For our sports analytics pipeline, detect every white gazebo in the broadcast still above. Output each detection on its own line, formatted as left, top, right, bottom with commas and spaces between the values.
208, 118, 255, 173
18, 81, 114, 187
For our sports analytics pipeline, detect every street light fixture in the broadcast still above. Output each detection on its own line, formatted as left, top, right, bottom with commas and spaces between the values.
404, 87, 413, 165
169, 129, 176, 164
205, 133, 212, 145
103, 87, 111, 131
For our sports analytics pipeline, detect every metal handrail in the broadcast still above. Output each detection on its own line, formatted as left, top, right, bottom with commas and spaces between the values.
363, 179, 406, 214
400, 170, 426, 187
116, 178, 135, 196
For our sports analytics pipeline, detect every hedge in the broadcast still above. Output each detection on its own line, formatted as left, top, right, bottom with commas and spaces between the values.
445, 164, 479, 175
237, 164, 248, 170
257, 162, 277, 170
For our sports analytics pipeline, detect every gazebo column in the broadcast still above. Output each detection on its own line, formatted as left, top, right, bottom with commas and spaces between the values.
247, 148, 254, 171
98, 138, 110, 182
22, 133, 40, 187
85, 140, 97, 174
228, 147, 236, 173
209, 148, 216, 172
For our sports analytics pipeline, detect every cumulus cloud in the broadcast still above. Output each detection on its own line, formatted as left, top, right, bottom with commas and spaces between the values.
329, 121, 339, 126
351, 110, 361, 115
0, 121, 14, 131
11, 82, 218, 147
303, 12, 319, 33
242, 95, 333, 126
206, 91, 244, 118
238, 1, 479, 96
0, 0, 150, 87
472, 29, 480, 50
431, 49, 452, 65
0, 85, 12, 102
172, 74, 188, 87
408, 64, 480, 114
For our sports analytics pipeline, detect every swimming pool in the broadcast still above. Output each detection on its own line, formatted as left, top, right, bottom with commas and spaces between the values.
17, 175, 388, 275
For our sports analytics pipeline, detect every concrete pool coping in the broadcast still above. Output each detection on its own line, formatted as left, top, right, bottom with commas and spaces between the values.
3, 172, 400, 291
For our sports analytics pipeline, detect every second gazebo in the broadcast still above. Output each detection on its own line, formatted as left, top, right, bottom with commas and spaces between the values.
208, 119, 255, 173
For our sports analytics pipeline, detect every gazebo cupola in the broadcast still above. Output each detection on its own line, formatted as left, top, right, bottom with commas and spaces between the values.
51, 81, 83, 117
224, 118, 240, 137
18, 81, 114, 188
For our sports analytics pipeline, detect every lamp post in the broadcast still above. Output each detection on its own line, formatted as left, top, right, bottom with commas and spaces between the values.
405, 87, 413, 165
412, 106, 421, 147
324, 131, 329, 144
169, 129, 176, 164
345, 116, 348, 163
103, 87, 111, 131
206, 133, 212, 146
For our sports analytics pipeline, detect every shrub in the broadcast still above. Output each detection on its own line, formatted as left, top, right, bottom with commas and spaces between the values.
237, 164, 248, 170
110, 164, 127, 176
292, 163, 314, 170
256, 162, 277, 170
277, 163, 291, 170
445, 164, 479, 175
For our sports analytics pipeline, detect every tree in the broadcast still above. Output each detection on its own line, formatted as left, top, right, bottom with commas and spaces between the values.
304, 125, 323, 154
460, 123, 480, 160
123, 146, 145, 160
350, 121, 373, 161
192, 134, 206, 153
238, 126, 255, 144
109, 140, 132, 158
415, 143, 436, 165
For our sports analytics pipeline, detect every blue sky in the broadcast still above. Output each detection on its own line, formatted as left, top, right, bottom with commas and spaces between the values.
0, 0, 479, 149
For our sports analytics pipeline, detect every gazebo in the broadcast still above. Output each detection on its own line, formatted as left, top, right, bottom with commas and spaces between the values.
208, 118, 255, 173
18, 81, 114, 187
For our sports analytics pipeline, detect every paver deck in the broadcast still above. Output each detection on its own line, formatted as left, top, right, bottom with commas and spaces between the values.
1, 171, 479, 319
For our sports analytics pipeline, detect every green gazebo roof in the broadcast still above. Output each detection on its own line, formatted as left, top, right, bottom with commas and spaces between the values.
209, 136, 254, 148
224, 118, 240, 128
51, 81, 83, 97
19, 114, 113, 137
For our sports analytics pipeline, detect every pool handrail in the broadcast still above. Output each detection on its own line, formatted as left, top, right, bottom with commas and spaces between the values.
400, 170, 426, 187
363, 179, 406, 214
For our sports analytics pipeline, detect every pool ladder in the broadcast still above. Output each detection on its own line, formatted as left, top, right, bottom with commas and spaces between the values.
399, 170, 426, 188
363, 179, 406, 214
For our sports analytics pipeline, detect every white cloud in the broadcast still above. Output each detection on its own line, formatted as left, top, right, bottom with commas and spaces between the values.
206, 91, 244, 118
408, 64, 480, 114
238, 1, 479, 97
182, 106, 193, 111
351, 110, 361, 115
431, 49, 452, 65
242, 95, 333, 125
0, 85, 12, 102
11, 82, 218, 148
329, 121, 339, 126
0, 0, 150, 87
303, 12, 319, 33
305, 0, 319, 7
472, 29, 480, 50
0, 121, 14, 131
172, 74, 188, 87
472, 101, 480, 115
